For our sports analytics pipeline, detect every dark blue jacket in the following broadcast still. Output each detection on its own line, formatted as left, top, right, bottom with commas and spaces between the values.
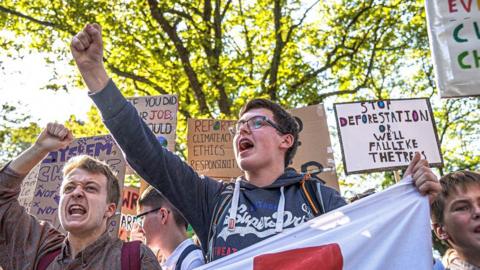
90, 80, 347, 261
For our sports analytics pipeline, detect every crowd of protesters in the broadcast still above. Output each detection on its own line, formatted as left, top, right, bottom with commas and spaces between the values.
0, 23, 478, 270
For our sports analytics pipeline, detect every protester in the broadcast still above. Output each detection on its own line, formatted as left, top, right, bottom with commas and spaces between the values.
132, 186, 205, 270
71, 23, 441, 261
431, 171, 480, 270
0, 123, 160, 269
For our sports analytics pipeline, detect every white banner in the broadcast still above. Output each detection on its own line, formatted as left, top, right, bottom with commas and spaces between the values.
199, 176, 432, 270
426, 0, 480, 98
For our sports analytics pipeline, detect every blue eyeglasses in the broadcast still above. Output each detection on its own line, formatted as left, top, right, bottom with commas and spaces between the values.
229, 115, 284, 135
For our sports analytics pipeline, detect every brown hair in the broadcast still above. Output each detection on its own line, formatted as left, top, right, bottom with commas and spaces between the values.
63, 155, 121, 206
239, 98, 300, 167
138, 186, 188, 229
431, 170, 480, 224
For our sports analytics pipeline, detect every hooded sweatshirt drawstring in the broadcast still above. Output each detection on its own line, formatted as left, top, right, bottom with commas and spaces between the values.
227, 179, 286, 233
228, 178, 242, 231
275, 186, 285, 232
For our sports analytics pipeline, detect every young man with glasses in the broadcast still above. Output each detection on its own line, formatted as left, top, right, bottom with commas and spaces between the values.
71, 23, 441, 262
131, 186, 204, 270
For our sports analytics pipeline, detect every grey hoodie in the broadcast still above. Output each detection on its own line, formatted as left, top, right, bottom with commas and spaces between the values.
90, 80, 347, 261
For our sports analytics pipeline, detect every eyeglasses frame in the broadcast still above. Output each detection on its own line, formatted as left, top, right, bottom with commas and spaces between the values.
229, 115, 284, 136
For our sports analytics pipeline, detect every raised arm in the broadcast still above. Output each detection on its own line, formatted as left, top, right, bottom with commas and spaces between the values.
0, 123, 73, 269
70, 24, 223, 251
9, 123, 73, 175
70, 23, 109, 93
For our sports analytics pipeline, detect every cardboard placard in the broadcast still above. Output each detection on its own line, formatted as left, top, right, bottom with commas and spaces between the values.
187, 119, 240, 179
426, 0, 480, 98
334, 98, 443, 175
128, 95, 179, 152
20, 135, 126, 235
118, 213, 140, 241
18, 164, 41, 213
118, 186, 140, 241
186, 104, 340, 191
289, 104, 339, 191
122, 186, 140, 216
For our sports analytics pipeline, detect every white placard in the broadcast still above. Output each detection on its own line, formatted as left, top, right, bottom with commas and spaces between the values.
426, 0, 480, 97
334, 99, 443, 175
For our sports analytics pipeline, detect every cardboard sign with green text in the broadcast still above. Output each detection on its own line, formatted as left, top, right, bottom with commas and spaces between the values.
426, 0, 480, 97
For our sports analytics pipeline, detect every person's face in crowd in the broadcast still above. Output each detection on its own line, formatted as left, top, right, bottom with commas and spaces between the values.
59, 168, 116, 236
436, 183, 480, 258
139, 205, 166, 247
233, 108, 289, 172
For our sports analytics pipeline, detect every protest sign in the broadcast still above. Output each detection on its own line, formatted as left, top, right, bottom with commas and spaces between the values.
18, 164, 41, 213
118, 186, 140, 241
334, 98, 443, 175
19, 135, 126, 234
128, 94, 178, 152
186, 104, 340, 191
187, 119, 240, 179
122, 185, 140, 216
289, 104, 339, 191
426, 0, 480, 97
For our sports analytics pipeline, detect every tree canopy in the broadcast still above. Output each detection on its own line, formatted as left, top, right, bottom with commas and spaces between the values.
2, 0, 480, 255
1, 0, 478, 183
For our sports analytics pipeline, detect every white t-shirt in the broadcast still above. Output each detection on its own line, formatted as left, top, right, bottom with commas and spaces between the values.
161, 239, 205, 270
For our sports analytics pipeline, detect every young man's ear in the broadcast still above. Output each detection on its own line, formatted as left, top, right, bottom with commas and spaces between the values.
433, 223, 449, 240
160, 208, 169, 224
105, 203, 116, 219
279, 134, 294, 149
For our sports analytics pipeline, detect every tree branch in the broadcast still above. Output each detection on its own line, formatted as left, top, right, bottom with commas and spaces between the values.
148, 0, 211, 116
238, 0, 254, 79
108, 64, 168, 95
0, 5, 75, 35
285, 0, 320, 44
288, 2, 374, 91
265, 0, 284, 100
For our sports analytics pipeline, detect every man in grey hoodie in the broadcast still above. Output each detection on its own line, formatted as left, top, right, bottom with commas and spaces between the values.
71, 23, 441, 262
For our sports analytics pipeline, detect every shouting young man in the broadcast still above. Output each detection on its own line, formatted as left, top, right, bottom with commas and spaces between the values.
71, 23, 441, 261
0, 123, 160, 269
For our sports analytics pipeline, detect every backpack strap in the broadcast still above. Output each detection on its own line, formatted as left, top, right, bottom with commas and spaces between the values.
37, 248, 62, 270
206, 183, 234, 261
121, 240, 142, 270
175, 244, 202, 270
300, 174, 325, 217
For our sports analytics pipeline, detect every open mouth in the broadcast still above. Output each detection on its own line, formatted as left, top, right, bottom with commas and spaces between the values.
474, 225, 480, 233
68, 204, 87, 216
238, 138, 254, 152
